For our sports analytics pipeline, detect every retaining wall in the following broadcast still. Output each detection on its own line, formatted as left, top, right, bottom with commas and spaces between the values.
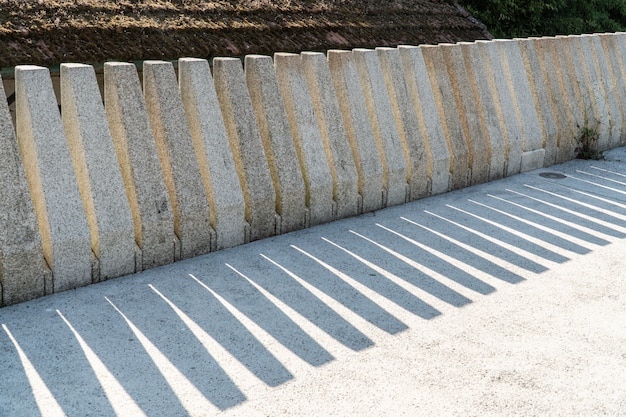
2, 33, 626, 306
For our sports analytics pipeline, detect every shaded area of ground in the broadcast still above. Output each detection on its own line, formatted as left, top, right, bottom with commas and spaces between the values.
0, 0, 491, 68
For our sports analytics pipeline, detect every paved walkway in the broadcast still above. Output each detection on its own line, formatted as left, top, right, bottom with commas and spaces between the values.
2, 151, 626, 417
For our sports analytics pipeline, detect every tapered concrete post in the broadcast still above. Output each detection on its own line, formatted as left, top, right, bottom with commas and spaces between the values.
475, 40, 523, 176
178, 58, 246, 250
398, 45, 450, 194
300, 52, 360, 219
0, 75, 48, 305
560, 36, 609, 153
353, 48, 408, 206
143, 61, 212, 259
496, 40, 545, 172
245, 55, 307, 233
420, 44, 471, 189
213, 57, 276, 242
328, 50, 385, 212
457, 41, 507, 180
104, 62, 176, 270
582, 34, 622, 149
274, 53, 335, 226
376, 47, 429, 200
539, 37, 583, 163
598, 33, 626, 145
61, 63, 136, 280
515, 38, 558, 168
15, 65, 92, 292
439, 43, 490, 185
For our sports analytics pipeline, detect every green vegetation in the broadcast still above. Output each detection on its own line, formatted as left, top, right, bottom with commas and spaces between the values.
458, 0, 626, 38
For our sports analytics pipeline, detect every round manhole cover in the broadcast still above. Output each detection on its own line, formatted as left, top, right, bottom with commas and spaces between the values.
539, 172, 567, 179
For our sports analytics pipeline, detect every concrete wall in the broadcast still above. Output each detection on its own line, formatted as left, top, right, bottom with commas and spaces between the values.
1, 33, 625, 306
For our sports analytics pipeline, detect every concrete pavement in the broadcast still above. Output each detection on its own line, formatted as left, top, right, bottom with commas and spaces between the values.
1, 151, 626, 416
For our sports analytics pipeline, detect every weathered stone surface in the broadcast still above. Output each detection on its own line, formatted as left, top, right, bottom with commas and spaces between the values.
537, 37, 582, 163
0, 75, 48, 305
598, 33, 626, 146
583, 34, 622, 149
15, 65, 92, 292
212, 57, 276, 242
521, 149, 546, 173
398, 45, 451, 195
475, 40, 523, 176
300, 51, 360, 219
376, 47, 429, 200
496, 40, 544, 158
104, 62, 176, 270
143, 60, 212, 259
178, 57, 246, 250
60, 63, 135, 280
420, 44, 470, 190
353, 48, 408, 206
515, 38, 558, 168
327, 49, 384, 212
439, 43, 490, 185
274, 53, 335, 226
245, 55, 307, 233
457, 41, 507, 180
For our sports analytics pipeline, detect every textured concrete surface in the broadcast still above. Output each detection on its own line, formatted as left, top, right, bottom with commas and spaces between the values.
246, 54, 307, 233
328, 50, 385, 213
60, 63, 136, 281
1, 153, 625, 417
178, 58, 246, 250
599, 33, 626, 147
301, 51, 360, 220
143, 60, 212, 259
213, 57, 277, 242
275, 52, 335, 227
353, 48, 408, 207
420, 44, 471, 191
0, 75, 48, 305
104, 62, 176, 270
15, 65, 92, 292
376, 47, 430, 200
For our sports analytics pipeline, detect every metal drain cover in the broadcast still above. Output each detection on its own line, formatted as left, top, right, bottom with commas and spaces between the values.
539, 172, 567, 179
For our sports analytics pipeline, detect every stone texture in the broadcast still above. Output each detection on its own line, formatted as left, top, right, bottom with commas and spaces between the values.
538, 37, 583, 163
0, 75, 48, 305
475, 40, 523, 176
598, 33, 626, 146
143, 60, 212, 259
178, 57, 246, 250
419, 44, 471, 190
515, 38, 558, 168
274, 53, 335, 226
561, 36, 609, 152
439, 43, 490, 185
353, 48, 408, 206
530, 37, 573, 166
245, 55, 307, 232
376, 47, 430, 200
300, 51, 360, 219
457, 41, 507, 180
212, 57, 276, 242
60, 63, 136, 280
496, 40, 544, 156
398, 45, 451, 195
583, 34, 622, 149
104, 62, 176, 270
521, 149, 547, 173
327, 50, 385, 213
15, 65, 92, 292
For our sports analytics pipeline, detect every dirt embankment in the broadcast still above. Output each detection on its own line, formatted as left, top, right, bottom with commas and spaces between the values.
0, 0, 491, 68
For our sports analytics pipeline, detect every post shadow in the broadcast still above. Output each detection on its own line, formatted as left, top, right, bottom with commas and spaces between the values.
228, 249, 377, 352
191, 266, 335, 367
147, 278, 293, 387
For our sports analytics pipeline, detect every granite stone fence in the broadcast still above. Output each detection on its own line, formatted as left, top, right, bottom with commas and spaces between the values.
2, 33, 625, 306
